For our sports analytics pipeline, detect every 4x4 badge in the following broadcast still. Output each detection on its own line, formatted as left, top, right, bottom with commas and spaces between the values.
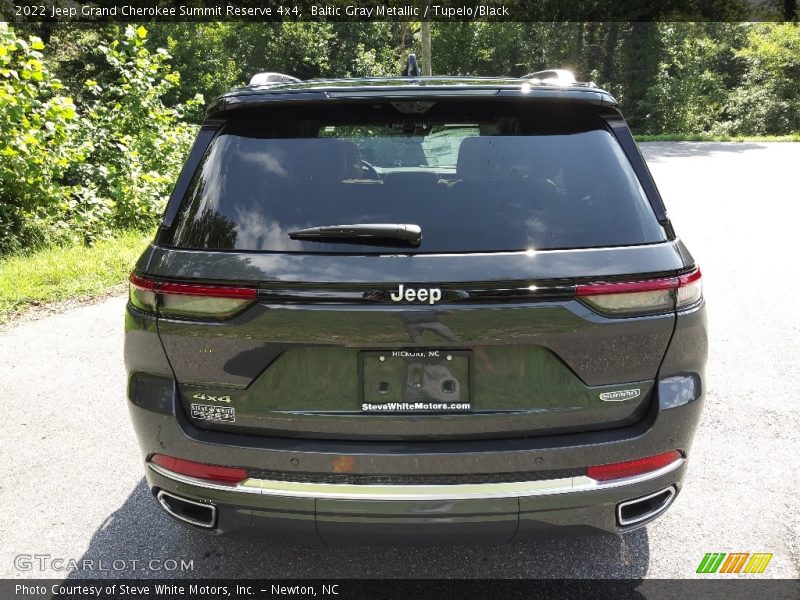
599, 389, 641, 402
192, 392, 232, 403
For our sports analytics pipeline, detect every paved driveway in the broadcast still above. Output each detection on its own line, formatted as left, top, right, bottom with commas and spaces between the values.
1, 142, 798, 579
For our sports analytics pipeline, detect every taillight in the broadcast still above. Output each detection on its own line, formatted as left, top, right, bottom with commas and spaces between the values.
576, 267, 702, 316
129, 273, 157, 313
150, 454, 249, 484
676, 268, 703, 308
587, 450, 683, 482
129, 272, 257, 319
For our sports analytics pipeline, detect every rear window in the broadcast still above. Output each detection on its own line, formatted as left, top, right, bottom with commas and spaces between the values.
165, 102, 666, 254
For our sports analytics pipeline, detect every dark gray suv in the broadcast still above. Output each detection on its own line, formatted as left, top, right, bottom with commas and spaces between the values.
124, 70, 706, 543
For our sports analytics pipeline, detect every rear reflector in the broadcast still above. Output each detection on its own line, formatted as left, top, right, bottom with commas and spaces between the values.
587, 450, 682, 482
129, 273, 257, 319
150, 454, 249, 484
576, 268, 701, 315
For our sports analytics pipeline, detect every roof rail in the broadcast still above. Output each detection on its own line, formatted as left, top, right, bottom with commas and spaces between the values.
249, 72, 301, 87
523, 69, 577, 85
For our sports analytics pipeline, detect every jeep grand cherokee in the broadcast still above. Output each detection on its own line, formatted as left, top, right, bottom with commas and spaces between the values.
124, 70, 707, 542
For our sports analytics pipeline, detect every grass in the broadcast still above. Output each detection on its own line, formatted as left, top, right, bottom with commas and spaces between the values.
635, 133, 800, 142
0, 229, 154, 324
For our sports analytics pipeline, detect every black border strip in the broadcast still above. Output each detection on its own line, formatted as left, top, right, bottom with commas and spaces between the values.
3, 0, 799, 22
3, 579, 799, 600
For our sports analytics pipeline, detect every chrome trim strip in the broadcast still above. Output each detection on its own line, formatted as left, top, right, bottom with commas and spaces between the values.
616, 485, 677, 526
156, 489, 217, 528
149, 458, 684, 501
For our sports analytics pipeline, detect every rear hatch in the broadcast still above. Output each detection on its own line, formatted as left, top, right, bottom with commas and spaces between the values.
139, 99, 687, 441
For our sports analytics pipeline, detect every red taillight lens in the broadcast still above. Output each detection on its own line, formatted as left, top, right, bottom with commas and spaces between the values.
128, 272, 257, 319
150, 454, 249, 484
587, 450, 682, 482
156, 281, 258, 300
576, 267, 702, 315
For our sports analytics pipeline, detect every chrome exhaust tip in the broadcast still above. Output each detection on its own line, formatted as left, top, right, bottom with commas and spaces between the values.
617, 486, 676, 527
156, 489, 217, 529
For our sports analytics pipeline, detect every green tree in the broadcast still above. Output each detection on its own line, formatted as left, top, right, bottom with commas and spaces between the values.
726, 23, 800, 135
147, 22, 239, 115
0, 23, 83, 252
71, 25, 202, 233
329, 23, 402, 77
640, 24, 729, 135
616, 23, 664, 133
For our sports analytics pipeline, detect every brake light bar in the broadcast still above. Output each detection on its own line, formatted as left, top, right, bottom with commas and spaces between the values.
576, 268, 701, 315
678, 268, 702, 287
587, 450, 683, 482
129, 272, 257, 319
129, 273, 155, 291
576, 276, 678, 296
151, 454, 249, 484
155, 280, 257, 300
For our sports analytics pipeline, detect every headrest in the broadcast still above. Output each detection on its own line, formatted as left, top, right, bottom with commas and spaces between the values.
299, 139, 362, 182
456, 136, 541, 180
234, 138, 364, 184
339, 140, 364, 180
456, 136, 491, 178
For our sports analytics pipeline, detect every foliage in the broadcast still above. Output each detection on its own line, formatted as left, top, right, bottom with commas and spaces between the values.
428, 22, 799, 137
725, 24, 800, 135
145, 22, 405, 104
638, 24, 730, 135
331, 23, 404, 77
71, 25, 201, 233
146, 22, 238, 117
0, 23, 81, 252
0, 24, 199, 254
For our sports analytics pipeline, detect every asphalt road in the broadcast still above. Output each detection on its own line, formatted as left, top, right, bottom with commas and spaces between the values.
1, 142, 798, 580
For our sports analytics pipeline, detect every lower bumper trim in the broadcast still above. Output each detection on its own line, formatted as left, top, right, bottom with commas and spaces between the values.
148, 458, 684, 501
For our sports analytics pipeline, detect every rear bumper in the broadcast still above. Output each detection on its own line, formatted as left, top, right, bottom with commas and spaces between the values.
126, 299, 704, 542
146, 457, 684, 542
129, 379, 700, 541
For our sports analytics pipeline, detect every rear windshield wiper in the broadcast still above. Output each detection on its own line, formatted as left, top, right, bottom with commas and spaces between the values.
288, 223, 422, 247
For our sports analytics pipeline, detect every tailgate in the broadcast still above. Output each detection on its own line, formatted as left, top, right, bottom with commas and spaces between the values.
149, 243, 686, 440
